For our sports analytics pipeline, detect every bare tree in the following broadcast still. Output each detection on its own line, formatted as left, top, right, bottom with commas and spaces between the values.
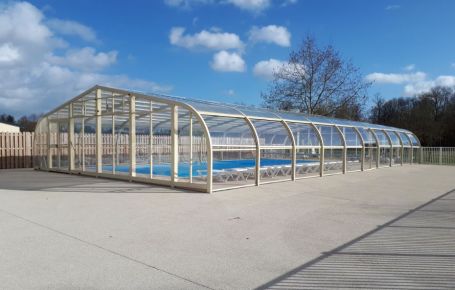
262, 36, 371, 120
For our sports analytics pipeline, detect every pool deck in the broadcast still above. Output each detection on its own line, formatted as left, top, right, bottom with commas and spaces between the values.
1, 165, 455, 289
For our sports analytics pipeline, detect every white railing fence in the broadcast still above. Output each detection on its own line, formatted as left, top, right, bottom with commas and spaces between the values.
420, 147, 455, 165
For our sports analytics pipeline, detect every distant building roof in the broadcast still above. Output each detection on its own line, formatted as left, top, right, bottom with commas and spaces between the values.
0, 122, 20, 132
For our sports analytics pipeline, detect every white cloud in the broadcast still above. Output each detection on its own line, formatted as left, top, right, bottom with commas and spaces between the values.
224, 89, 236, 96
164, 0, 212, 9
385, 4, 400, 10
366, 71, 455, 96
226, 0, 270, 12
282, 0, 297, 6
211, 50, 245, 72
365, 72, 426, 84
404, 64, 415, 71
170, 27, 244, 51
253, 58, 286, 80
249, 25, 291, 47
47, 47, 118, 71
0, 43, 21, 64
47, 19, 97, 43
164, 0, 270, 12
0, 2, 169, 115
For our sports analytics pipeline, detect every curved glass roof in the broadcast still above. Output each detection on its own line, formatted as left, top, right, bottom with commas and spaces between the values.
153, 91, 412, 134
44, 85, 416, 136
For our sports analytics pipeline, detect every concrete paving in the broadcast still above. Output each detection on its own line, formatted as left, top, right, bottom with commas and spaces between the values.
0, 165, 454, 289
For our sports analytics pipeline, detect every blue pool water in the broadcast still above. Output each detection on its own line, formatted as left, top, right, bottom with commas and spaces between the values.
104, 159, 311, 178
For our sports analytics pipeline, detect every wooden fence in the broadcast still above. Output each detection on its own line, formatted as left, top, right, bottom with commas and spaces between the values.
0, 132, 34, 169
4, 131, 455, 169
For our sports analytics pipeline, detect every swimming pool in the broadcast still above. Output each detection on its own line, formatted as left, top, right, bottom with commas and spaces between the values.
105, 159, 312, 178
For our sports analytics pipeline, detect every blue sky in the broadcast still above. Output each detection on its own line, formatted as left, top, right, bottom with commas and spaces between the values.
1, 0, 455, 116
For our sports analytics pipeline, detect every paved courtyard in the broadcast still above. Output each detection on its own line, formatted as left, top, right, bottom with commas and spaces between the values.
0, 165, 454, 289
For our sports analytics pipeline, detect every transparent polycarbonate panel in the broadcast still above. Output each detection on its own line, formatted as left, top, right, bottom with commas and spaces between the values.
358, 128, 377, 147
251, 119, 291, 146
379, 147, 391, 167
364, 147, 377, 169
399, 132, 411, 146
307, 115, 339, 125
83, 99, 96, 116
387, 131, 401, 146
324, 148, 343, 174
113, 115, 130, 175
134, 112, 152, 177
342, 127, 362, 147
296, 148, 321, 178
408, 133, 420, 147
149, 105, 172, 181
392, 147, 401, 165
347, 148, 362, 171
260, 149, 292, 181
276, 111, 311, 123
72, 101, 85, 117
175, 107, 208, 184
212, 150, 256, 190
189, 118, 208, 184
287, 122, 320, 147
203, 115, 256, 147
101, 116, 114, 173
318, 125, 342, 147
47, 121, 58, 168
374, 130, 390, 147
234, 107, 280, 119
181, 99, 243, 116
57, 121, 69, 170
83, 118, 96, 172
112, 95, 130, 114
33, 118, 49, 169
73, 118, 83, 171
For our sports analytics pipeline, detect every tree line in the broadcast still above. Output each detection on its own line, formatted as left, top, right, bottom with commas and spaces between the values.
369, 87, 455, 146
262, 36, 454, 147
0, 114, 40, 132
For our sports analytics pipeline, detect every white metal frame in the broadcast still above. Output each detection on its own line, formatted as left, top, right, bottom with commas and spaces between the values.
34, 85, 421, 193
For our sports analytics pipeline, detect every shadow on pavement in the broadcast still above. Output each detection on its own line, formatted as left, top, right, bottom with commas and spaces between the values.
0, 169, 201, 194
256, 188, 455, 289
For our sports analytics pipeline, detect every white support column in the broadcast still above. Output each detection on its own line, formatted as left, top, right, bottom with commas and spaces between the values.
68, 103, 75, 171
95, 89, 102, 174
47, 118, 52, 169
189, 112, 193, 183
335, 126, 347, 174
149, 101, 153, 179
129, 94, 136, 178
171, 105, 179, 185
112, 96, 116, 174
81, 101, 86, 172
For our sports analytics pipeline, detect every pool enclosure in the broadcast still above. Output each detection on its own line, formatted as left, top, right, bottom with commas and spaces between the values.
34, 85, 421, 193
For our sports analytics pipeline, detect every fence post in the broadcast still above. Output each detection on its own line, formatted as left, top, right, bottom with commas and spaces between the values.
439, 147, 443, 165
420, 147, 423, 164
